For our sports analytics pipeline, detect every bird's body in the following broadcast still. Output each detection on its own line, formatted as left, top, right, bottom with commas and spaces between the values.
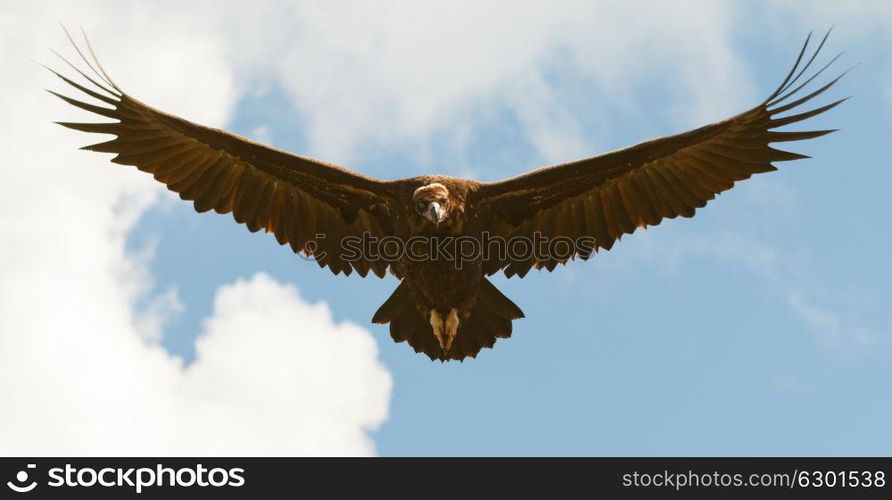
368, 175, 525, 359
49, 28, 846, 361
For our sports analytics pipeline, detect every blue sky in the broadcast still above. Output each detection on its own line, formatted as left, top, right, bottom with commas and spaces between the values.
129, 6, 890, 455
3, 1, 890, 456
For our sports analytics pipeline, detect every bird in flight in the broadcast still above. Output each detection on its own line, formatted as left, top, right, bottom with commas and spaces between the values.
48, 28, 846, 361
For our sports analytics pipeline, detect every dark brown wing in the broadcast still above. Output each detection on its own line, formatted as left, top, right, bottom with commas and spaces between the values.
47, 29, 395, 277
477, 31, 848, 278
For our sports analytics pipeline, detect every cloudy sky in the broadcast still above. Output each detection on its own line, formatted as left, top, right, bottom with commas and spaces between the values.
1, 0, 890, 456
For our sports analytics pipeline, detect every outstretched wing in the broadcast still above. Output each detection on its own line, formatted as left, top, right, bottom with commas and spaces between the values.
47, 28, 395, 278
477, 31, 848, 278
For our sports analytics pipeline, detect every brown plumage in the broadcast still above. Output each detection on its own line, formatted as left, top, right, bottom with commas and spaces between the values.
49, 28, 847, 361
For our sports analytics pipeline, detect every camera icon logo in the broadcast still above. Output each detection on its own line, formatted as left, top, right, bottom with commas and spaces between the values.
6, 464, 37, 493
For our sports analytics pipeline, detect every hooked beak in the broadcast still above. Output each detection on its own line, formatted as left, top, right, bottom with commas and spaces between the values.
424, 202, 446, 226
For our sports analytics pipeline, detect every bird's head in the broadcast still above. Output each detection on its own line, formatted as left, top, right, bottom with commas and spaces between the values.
412, 183, 451, 227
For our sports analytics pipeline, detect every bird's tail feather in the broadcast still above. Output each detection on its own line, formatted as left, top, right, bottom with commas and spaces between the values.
372, 278, 524, 362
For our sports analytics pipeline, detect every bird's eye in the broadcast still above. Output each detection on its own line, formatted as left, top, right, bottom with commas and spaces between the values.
438, 197, 447, 205
416, 201, 426, 212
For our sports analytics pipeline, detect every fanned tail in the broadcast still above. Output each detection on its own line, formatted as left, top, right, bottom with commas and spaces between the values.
372, 278, 523, 362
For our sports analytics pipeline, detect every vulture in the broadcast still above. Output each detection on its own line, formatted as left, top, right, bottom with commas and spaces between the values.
48, 29, 846, 361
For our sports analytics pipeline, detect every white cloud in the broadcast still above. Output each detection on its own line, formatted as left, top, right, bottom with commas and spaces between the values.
612, 227, 887, 354
205, 0, 754, 168
785, 290, 883, 352
0, 1, 390, 456
133, 286, 184, 344
769, 0, 892, 32
249, 125, 272, 145
174, 273, 391, 456
0, 269, 391, 455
